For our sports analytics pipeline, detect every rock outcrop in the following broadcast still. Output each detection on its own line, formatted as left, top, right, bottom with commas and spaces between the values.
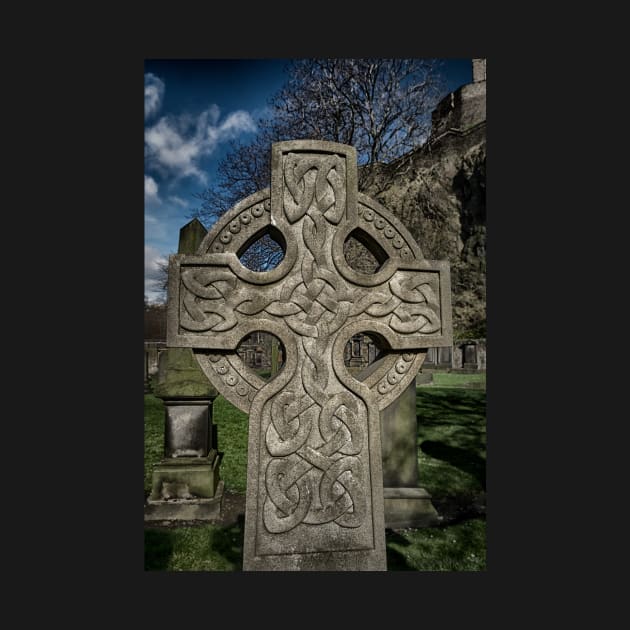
354, 70, 486, 339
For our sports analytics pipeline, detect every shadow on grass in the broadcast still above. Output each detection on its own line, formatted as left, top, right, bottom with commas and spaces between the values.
385, 529, 416, 571
213, 514, 245, 570
420, 440, 486, 491
144, 514, 246, 571
416, 389, 486, 424
145, 529, 174, 570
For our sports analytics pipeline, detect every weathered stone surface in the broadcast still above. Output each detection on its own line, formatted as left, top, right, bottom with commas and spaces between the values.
472, 58, 486, 83
380, 378, 439, 528
383, 487, 439, 528
381, 379, 420, 488
178, 218, 208, 256
145, 480, 224, 522
153, 348, 218, 398
146, 209, 224, 524
162, 398, 214, 458
149, 451, 221, 500
452, 338, 486, 371
416, 372, 433, 385
167, 140, 452, 570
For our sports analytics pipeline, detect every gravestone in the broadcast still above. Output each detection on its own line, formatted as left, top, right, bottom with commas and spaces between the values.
464, 342, 477, 368
270, 337, 279, 376
167, 140, 452, 570
354, 355, 438, 528
424, 346, 437, 367
438, 345, 452, 367
144, 345, 151, 393
380, 380, 439, 527
145, 219, 224, 522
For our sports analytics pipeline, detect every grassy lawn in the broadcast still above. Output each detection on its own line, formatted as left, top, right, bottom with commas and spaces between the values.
420, 371, 486, 389
144, 379, 486, 571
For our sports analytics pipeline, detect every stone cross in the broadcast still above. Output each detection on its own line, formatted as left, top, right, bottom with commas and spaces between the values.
167, 140, 452, 570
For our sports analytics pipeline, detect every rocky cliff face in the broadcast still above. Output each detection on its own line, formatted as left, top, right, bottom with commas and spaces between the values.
355, 123, 486, 339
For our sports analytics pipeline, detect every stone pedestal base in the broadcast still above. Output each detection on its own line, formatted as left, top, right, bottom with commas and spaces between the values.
383, 487, 439, 529
145, 480, 224, 522
146, 450, 223, 521
148, 450, 221, 501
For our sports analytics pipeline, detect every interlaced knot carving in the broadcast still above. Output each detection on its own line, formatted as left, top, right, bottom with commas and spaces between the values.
167, 140, 452, 568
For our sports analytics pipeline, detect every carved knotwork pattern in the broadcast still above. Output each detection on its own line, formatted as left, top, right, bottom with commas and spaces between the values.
283, 152, 346, 225
170, 144, 450, 550
180, 268, 440, 337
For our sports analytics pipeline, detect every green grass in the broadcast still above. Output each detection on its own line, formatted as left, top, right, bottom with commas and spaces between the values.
416, 388, 486, 499
145, 386, 486, 571
144, 394, 165, 495
386, 518, 486, 571
420, 371, 486, 389
212, 396, 249, 492
145, 523, 244, 571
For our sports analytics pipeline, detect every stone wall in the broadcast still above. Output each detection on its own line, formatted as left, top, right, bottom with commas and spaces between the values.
472, 58, 486, 82
430, 81, 486, 141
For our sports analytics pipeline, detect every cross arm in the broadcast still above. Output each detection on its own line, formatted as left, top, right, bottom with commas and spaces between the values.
166, 253, 300, 350
345, 259, 453, 350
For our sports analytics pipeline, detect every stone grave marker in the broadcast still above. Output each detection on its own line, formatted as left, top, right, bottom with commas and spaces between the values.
145, 219, 223, 522
167, 140, 452, 570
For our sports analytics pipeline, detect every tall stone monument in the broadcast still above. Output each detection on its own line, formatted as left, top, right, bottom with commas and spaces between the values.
167, 140, 452, 570
145, 219, 224, 522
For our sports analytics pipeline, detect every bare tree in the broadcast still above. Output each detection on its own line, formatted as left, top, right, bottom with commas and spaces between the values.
270, 59, 444, 168
191, 59, 446, 270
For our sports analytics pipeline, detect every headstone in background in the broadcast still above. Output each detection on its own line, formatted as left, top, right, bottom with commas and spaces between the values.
380, 379, 439, 528
438, 345, 452, 367
144, 345, 151, 393
452, 338, 486, 373
270, 337, 279, 376
424, 346, 436, 368
145, 218, 224, 522
464, 342, 477, 368
167, 140, 452, 570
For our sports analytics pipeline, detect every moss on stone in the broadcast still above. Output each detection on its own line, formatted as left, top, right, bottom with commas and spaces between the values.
154, 348, 218, 398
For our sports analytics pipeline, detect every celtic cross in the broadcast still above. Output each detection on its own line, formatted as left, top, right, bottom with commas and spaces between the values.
167, 140, 452, 570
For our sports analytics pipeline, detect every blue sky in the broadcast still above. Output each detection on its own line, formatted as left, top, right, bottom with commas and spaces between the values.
144, 58, 473, 303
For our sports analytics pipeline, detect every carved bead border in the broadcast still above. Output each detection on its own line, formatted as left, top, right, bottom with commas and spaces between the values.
203, 197, 272, 254
373, 352, 417, 396
357, 203, 414, 262
195, 351, 266, 413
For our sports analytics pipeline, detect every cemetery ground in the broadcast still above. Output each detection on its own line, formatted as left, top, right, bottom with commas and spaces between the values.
144, 372, 486, 571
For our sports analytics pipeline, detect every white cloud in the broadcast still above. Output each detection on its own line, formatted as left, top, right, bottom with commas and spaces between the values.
168, 195, 188, 208
144, 212, 169, 241
144, 106, 256, 184
219, 110, 257, 135
145, 245, 167, 275
144, 175, 160, 203
145, 245, 169, 301
145, 73, 165, 119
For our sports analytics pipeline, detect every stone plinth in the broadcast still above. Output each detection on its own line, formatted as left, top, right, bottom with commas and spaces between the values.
383, 487, 438, 528
146, 480, 224, 522
380, 377, 439, 529
145, 215, 225, 523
